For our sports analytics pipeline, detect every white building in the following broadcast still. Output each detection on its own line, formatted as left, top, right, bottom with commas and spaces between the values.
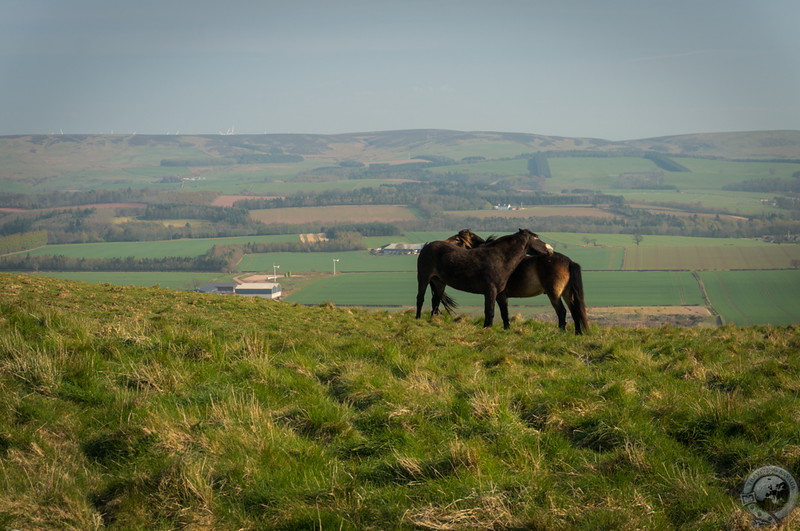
234, 282, 282, 299
371, 243, 425, 255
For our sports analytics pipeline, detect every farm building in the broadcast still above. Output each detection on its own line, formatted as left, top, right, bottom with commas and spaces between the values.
234, 282, 282, 299
371, 243, 425, 255
197, 282, 237, 294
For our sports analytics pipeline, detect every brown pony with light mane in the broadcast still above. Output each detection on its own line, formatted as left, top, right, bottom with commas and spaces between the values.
443, 229, 589, 335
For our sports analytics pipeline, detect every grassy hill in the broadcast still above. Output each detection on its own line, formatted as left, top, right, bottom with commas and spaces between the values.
1, 273, 798, 529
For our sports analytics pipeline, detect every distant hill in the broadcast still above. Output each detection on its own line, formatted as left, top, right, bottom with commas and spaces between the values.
1, 129, 798, 185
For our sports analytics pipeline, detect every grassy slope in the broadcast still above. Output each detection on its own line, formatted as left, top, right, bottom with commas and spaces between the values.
1, 273, 798, 530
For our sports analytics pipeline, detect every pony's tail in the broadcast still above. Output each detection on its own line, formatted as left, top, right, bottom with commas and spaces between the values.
569, 260, 589, 333
441, 292, 459, 315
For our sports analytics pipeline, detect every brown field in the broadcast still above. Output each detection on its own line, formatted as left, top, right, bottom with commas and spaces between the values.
299, 233, 328, 243
622, 245, 800, 270
451, 206, 618, 219
249, 205, 418, 224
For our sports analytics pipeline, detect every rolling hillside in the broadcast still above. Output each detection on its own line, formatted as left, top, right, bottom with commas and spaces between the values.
1, 130, 799, 192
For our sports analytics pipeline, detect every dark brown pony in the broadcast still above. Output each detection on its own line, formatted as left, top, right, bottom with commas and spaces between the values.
444, 229, 589, 334
416, 229, 553, 329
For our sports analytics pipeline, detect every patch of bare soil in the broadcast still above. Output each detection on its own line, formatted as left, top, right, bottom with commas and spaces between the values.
299, 233, 329, 243
584, 306, 716, 328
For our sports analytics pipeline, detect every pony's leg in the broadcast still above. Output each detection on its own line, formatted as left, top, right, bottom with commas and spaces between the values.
566, 262, 588, 335
497, 291, 511, 329
548, 292, 568, 331
563, 286, 585, 335
415, 278, 428, 319
483, 289, 497, 328
430, 282, 441, 316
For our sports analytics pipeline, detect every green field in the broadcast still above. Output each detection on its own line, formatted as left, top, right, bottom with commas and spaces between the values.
622, 244, 800, 270
284, 271, 705, 309
429, 158, 529, 176
547, 157, 661, 190
699, 270, 800, 325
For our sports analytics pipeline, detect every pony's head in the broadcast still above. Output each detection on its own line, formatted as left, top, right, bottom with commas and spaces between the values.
517, 228, 554, 256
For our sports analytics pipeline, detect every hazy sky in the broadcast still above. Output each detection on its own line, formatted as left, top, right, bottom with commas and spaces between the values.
1, 0, 798, 140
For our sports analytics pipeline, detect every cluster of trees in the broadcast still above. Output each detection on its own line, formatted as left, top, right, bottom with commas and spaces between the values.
774, 196, 800, 212
527, 153, 552, 178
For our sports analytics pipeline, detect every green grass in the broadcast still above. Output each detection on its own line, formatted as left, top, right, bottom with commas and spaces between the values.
32, 271, 225, 290
0, 273, 797, 529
